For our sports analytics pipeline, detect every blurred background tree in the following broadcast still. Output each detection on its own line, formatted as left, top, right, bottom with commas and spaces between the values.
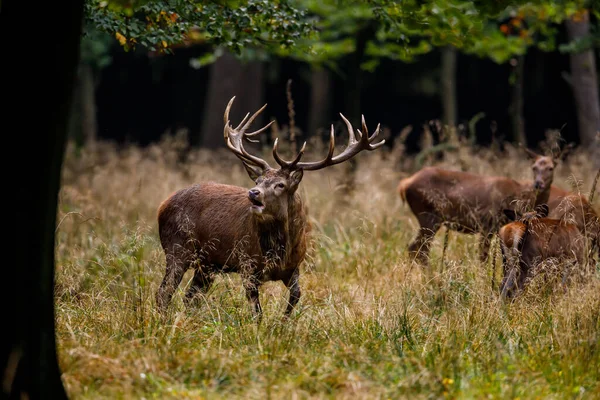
78, 0, 599, 166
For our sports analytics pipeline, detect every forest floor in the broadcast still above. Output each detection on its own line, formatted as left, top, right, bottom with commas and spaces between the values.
55, 135, 599, 399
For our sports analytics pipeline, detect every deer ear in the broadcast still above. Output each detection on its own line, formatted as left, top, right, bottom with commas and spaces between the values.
524, 147, 541, 160
289, 169, 303, 189
535, 203, 549, 218
243, 164, 263, 182
503, 209, 518, 222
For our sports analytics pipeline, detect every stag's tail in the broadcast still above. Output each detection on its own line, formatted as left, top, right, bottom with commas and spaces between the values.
397, 175, 416, 203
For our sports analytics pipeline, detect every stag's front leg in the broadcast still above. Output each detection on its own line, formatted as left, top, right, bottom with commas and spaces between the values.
283, 267, 301, 316
243, 276, 263, 321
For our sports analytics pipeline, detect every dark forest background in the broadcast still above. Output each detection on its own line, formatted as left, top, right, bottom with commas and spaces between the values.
73, 28, 593, 155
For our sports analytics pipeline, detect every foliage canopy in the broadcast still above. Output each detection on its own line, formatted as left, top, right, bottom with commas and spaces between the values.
85, 0, 599, 67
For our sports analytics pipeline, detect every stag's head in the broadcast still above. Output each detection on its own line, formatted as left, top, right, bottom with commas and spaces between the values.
524, 148, 557, 191
223, 96, 384, 220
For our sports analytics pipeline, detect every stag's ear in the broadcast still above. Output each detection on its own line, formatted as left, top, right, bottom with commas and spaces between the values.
534, 203, 549, 218
289, 169, 304, 190
243, 164, 264, 182
503, 209, 519, 222
524, 147, 541, 160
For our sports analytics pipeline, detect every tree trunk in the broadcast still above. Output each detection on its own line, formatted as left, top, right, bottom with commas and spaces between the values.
565, 10, 600, 168
441, 46, 457, 127
509, 55, 526, 146
80, 63, 98, 147
307, 66, 332, 137
2, 0, 83, 399
200, 51, 265, 149
341, 23, 376, 197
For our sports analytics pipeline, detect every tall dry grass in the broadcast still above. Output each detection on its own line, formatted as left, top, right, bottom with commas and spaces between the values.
55, 132, 599, 399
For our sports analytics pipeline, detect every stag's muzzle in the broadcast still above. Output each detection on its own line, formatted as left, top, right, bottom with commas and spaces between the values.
248, 189, 265, 213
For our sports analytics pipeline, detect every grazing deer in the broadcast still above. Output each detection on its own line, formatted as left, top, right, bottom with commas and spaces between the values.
498, 204, 586, 299
397, 149, 557, 265
156, 96, 384, 319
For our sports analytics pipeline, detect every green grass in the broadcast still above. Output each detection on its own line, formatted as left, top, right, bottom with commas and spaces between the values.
55, 138, 600, 399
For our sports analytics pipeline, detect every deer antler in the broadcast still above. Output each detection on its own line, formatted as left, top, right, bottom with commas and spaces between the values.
272, 113, 384, 171
223, 96, 274, 170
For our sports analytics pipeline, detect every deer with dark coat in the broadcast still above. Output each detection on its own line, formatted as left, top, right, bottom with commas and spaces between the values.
397, 149, 557, 265
156, 97, 384, 319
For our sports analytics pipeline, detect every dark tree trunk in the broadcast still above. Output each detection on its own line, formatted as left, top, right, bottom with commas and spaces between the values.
341, 23, 377, 197
307, 66, 332, 137
565, 10, 600, 167
80, 63, 98, 147
2, 1, 83, 399
509, 55, 526, 146
345, 24, 375, 127
200, 51, 265, 148
441, 46, 457, 127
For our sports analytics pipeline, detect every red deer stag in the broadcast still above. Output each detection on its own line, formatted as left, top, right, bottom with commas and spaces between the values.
498, 204, 586, 299
397, 149, 557, 265
156, 96, 384, 319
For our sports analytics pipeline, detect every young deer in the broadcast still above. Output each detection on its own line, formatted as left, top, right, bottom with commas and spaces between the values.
156, 97, 384, 319
498, 204, 586, 299
545, 187, 599, 258
397, 149, 557, 265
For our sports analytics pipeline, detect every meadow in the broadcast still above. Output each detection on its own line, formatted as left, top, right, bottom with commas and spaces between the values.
55, 132, 600, 399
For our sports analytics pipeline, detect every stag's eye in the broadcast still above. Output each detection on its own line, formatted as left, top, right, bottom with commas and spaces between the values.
548, 167, 554, 171
276, 183, 285, 189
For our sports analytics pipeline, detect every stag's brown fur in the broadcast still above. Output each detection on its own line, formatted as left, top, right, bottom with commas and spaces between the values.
398, 154, 555, 265
156, 170, 309, 317
498, 206, 586, 299
155, 96, 384, 319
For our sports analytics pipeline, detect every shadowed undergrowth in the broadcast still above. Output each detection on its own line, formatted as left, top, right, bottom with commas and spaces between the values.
56, 136, 599, 399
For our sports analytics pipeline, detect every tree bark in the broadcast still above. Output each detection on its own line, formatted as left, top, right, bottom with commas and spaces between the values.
1, 0, 83, 399
509, 55, 527, 146
441, 46, 457, 127
200, 51, 265, 148
565, 10, 600, 167
341, 23, 377, 197
307, 66, 332, 137
345, 24, 375, 127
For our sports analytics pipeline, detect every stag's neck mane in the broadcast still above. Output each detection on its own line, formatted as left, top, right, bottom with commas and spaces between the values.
253, 193, 306, 267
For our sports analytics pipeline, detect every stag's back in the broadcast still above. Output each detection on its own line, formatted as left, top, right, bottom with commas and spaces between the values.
158, 183, 261, 265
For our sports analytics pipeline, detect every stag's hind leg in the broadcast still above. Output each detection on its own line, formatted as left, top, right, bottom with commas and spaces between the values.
156, 242, 195, 312
184, 266, 214, 306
